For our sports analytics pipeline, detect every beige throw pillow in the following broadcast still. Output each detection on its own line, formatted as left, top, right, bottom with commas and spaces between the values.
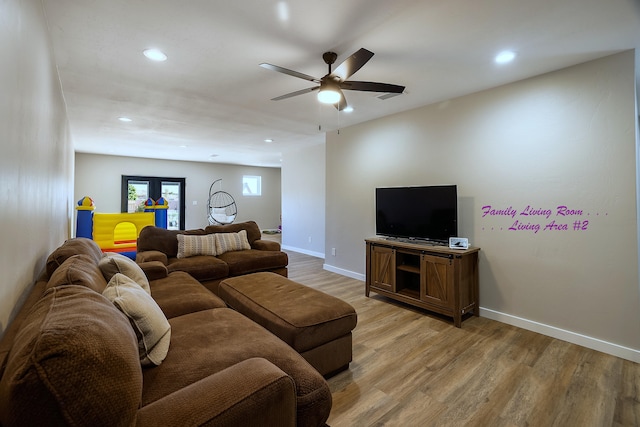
215, 229, 251, 255
99, 252, 151, 294
103, 273, 171, 366
176, 233, 217, 258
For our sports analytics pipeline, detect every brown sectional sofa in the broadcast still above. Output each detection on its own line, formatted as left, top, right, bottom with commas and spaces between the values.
136, 220, 288, 294
0, 238, 331, 427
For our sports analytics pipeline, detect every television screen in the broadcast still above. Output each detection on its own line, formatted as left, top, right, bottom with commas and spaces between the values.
375, 185, 457, 243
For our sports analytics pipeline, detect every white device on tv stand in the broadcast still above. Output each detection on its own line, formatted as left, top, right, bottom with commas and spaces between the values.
449, 237, 469, 250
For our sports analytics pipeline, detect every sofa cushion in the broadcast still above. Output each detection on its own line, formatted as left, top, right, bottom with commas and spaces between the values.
45, 237, 103, 277
167, 255, 229, 282
137, 227, 206, 258
149, 271, 227, 319
0, 285, 142, 426
177, 233, 218, 258
47, 254, 109, 293
0, 280, 48, 376
135, 357, 297, 427
205, 220, 262, 245
215, 229, 251, 255
103, 274, 171, 366
140, 308, 331, 427
99, 252, 151, 294
217, 249, 289, 277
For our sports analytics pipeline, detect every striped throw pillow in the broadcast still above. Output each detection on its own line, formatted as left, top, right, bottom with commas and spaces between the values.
215, 230, 251, 255
177, 234, 217, 258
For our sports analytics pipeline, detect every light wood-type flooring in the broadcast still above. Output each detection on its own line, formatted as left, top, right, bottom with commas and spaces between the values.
283, 249, 640, 427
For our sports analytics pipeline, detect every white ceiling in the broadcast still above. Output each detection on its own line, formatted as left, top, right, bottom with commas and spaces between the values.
43, 0, 640, 168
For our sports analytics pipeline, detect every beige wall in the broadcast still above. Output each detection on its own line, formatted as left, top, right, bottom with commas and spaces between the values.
325, 51, 640, 360
75, 153, 281, 231
281, 143, 325, 258
0, 0, 74, 336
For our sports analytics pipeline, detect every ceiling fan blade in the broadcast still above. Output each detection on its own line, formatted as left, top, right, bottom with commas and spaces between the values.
340, 80, 405, 94
334, 88, 347, 111
271, 86, 319, 101
332, 48, 374, 81
259, 63, 320, 83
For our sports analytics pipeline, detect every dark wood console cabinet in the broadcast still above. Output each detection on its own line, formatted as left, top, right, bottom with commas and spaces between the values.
365, 237, 480, 327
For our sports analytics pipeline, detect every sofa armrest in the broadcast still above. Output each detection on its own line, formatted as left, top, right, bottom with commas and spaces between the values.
135, 358, 296, 427
136, 250, 168, 265
138, 261, 168, 281
252, 239, 281, 251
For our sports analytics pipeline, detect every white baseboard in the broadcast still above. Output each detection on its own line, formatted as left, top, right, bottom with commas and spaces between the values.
281, 245, 325, 259
480, 308, 640, 363
323, 264, 365, 281
293, 260, 640, 363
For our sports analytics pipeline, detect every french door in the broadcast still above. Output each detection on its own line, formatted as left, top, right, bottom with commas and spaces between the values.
121, 176, 186, 230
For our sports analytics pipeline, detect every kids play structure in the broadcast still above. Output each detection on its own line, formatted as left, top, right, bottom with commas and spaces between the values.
75, 196, 168, 259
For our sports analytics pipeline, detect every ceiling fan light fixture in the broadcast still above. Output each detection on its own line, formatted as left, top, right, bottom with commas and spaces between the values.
317, 81, 341, 104
317, 89, 340, 104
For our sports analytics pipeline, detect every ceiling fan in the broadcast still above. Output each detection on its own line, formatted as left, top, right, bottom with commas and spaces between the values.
260, 48, 405, 111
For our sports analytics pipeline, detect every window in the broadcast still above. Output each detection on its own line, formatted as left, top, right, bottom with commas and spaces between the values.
242, 175, 261, 196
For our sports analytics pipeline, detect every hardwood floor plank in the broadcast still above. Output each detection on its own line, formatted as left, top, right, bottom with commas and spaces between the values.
329, 386, 397, 426
281, 249, 640, 426
614, 360, 640, 426
369, 390, 448, 427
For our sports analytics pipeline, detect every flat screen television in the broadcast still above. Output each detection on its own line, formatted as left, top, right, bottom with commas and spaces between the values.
375, 185, 458, 244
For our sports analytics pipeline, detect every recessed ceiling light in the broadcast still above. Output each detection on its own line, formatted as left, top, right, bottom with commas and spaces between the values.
143, 48, 167, 62
118, 117, 132, 122
276, 1, 290, 22
343, 106, 354, 113
179, 145, 188, 148
495, 50, 516, 64
264, 138, 274, 143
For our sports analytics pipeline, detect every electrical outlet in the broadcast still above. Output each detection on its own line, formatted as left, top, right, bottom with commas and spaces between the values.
331, 248, 336, 256
192, 200, 198, 205
308, 236, 312, 243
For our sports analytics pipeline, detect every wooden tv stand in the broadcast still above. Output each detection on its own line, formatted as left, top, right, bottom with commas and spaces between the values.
365, 237, 480, 327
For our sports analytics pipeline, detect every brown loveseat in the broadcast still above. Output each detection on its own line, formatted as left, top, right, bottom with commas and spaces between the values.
0, 238, 331, 426
136, 221, 288, 294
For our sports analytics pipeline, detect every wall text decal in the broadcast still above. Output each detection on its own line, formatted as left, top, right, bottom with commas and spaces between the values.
480, 205, 607, 233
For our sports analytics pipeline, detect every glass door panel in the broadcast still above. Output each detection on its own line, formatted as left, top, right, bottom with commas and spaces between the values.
127, 180, 149, 213
162, 181, 181, 230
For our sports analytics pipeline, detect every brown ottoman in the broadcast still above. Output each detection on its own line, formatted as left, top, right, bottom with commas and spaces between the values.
219, 272, 357, 377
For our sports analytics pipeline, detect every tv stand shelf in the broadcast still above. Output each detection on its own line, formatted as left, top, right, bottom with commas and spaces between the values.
365, 237, 480, 327
397, 264, 420, 274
